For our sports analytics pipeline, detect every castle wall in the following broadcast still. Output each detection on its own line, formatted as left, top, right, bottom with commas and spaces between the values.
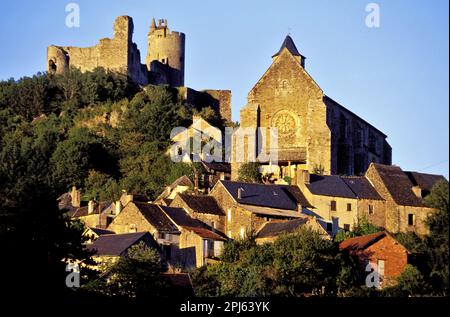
47, 16, 148, 85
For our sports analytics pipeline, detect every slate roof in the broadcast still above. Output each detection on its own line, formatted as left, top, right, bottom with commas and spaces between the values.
71, 201, 113, 218
201, 161, 231, 174
89, 227, 115, 236
87, 232, 151, 256
371, 164, 424, 207
272, 35, 304, 58
239, 204, 304, 218
159, 205, 205, 228
404, 171, 447, 193
219, 180, 308, 211
178, 194, 225, 215
256, 218, 309, 238
341, 177, 383, 200
133, 202, 180, 234
306, 175, 357, 199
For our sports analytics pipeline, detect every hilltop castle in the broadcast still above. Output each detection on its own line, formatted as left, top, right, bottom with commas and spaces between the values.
47, 16, 231, 121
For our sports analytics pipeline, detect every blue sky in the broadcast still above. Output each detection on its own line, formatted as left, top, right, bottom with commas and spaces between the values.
0, 0, 448, 178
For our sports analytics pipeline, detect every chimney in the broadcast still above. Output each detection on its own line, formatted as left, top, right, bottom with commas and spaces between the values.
88, 200, 96, 214
298, 169, 310, 185
120, 191, 133, 207
237, 188, 243, 199
114, 200, 122, 215
70, 186, 81, 208
412, 186, 423, 198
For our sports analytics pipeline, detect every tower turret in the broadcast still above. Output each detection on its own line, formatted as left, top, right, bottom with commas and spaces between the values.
146, 18, 185, 87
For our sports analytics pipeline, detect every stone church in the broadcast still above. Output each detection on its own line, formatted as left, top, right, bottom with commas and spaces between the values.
233, 35, 392, 181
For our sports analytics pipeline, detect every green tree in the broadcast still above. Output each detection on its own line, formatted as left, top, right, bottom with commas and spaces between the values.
424, 180, 449, 295
85, 242, 168, 297
383, 265, 429, 297
237, 162, 262, 183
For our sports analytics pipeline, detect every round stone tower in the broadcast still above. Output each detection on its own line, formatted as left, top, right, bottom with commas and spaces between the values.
146, 18, 185, 87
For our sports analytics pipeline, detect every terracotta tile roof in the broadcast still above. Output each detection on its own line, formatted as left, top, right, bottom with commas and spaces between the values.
256, 218, 309, 238
133, 202, 180, 234
306, 175, 357, 199
341, 176, 383, 200
182, 226, 227, 241
178, 194, 224, 215
371, 164, 424, 207
339, 231, 387, 251
404, 171, 447, 193
220, 180, 308, 211
87, 232, 153, 256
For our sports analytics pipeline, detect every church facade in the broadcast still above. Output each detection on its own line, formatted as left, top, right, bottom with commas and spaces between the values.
233, 36, 391, 181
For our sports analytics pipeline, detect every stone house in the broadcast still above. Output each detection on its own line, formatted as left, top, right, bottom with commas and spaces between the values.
161, 206, 227, 268
232, 35, 391, 180
255, 217, 331, 244
107, 201, 225, 269
210, 180, 313, 239
297, 170, 385, 235
169, 193, 226, 234
154, 175, 193, 205
83, 227, 115, 244
364, 163, 444, 236
87, 231, 160, 268
339, 231, 409, 287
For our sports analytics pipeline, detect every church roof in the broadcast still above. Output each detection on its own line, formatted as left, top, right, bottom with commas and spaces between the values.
272, 35, 304, 58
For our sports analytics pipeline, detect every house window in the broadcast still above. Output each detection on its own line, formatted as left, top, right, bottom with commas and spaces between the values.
330, 201, 337, 211
347, 203, 352, 211
368, 204, 374, 214
326, 222, 333, 232
408, 213, 415, 226
343, 224, 350, 231
227, 209, 232, 222
240, 227, 245, 239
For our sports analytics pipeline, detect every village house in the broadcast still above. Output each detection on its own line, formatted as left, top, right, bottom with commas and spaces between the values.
209, 180, 314, 239
154, 175, 194, 205
83, 227, 115, 244
169, 193, 226, 233
339, 231, 409, 288
296, 170, 385, 236
87, 231, 160, 267
364, 163, 445, 236
160, 206, 227, 268
106, 200, 226, 269
255, 218, 330, 244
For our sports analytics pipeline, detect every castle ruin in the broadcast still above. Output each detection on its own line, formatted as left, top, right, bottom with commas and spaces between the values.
47, 16, 231, 121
